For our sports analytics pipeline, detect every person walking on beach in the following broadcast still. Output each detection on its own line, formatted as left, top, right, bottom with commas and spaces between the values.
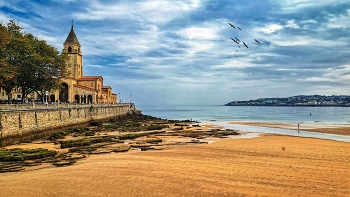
297, 124, 300, 133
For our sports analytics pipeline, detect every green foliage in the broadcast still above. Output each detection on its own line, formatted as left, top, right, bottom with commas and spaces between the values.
0, 20, 69, 103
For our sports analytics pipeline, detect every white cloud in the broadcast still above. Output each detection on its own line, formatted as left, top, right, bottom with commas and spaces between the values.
286, 20, 299, 28
260, 24, 283, 34
3, 0, 350, 105
178, 26, 219, 40
74, 0, 203, 24
278, 0, 348, 12
327, 9, 350, 28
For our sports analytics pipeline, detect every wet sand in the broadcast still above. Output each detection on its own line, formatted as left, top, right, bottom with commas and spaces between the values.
1, 130, 350, 196
230, 121, 350, 136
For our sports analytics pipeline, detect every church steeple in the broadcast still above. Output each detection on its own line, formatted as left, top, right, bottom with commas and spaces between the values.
63, 20, 83, 79
64, 20, 80, 45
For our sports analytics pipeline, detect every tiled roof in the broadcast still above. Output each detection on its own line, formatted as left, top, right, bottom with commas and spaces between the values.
78, 76, 103, 81
64, 25, 80, 44
73, 84, 96, 91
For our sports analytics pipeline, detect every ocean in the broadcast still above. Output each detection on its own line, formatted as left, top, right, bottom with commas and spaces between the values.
139, 105, 350, 124
139, 105, 350, 142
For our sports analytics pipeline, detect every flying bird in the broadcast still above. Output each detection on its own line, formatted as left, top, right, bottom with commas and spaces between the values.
228, 23, 236, 28
235, 37, 240, 42
237, 27, 242, 30
243, 42, 248, 48
254, 39, 260, 44
231, 38, 239, 44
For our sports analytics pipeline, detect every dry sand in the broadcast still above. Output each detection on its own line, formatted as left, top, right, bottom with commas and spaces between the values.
1, 131, 350, 197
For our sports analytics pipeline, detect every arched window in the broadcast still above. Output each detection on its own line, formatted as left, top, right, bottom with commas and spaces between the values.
88, 95, 93, 104
68, 46, 72, 52
75, 94, 80, 104
59, 83, 69, 103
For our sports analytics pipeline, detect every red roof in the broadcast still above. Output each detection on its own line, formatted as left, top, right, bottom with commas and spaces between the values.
78, 76, 103, 81
73, 84, 96, 91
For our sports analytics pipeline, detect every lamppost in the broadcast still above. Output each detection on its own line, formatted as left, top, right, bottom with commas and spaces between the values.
44, 91, 49, 104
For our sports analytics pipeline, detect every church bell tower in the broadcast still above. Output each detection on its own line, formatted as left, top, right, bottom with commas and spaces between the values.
62, 21, 83, 80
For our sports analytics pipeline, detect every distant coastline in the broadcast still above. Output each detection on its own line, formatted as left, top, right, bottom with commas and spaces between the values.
225, 95, 350, 107
225, 104, 350, 107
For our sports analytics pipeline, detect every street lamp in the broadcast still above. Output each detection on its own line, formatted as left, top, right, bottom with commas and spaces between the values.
44, 91, 49, 104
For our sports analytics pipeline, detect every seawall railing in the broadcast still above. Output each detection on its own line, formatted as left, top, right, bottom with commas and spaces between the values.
0, 103, 134, 111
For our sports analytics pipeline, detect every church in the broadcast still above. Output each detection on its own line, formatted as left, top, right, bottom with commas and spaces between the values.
54, 23, 117, 104
0, 24, 118, 104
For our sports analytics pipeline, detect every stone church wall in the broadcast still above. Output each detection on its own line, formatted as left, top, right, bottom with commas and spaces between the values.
0, 104, 138, 146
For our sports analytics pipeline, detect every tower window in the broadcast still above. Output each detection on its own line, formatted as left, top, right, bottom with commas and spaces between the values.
68, 46, 72, 52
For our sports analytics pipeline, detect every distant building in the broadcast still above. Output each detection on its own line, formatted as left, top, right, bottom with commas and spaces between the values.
0, 24, 117, 104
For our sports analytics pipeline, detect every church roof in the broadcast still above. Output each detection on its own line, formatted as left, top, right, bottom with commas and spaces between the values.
73, 84, 96, 91
78, 76, 103, 81
64, 25, 80, 45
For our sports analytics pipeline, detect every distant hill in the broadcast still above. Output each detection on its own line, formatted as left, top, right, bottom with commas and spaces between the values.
225, 95, 350, 106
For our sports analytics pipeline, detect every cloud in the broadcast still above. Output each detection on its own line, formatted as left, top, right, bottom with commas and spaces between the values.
1, 0, 350, 105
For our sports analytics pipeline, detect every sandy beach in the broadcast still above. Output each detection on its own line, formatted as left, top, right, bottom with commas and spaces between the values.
1, 123, 350, 197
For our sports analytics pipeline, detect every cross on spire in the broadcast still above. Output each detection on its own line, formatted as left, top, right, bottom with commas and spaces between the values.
71, 19, 74, 29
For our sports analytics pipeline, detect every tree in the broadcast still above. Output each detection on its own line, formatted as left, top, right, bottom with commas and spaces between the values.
0, 23, 11, 97
31, 38, 69, 103
0, 20, 23, 102
14, 33, 70, 104
0, 20, 69, 104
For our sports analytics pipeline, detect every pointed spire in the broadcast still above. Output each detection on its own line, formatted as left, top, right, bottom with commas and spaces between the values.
64, 20, 80, 44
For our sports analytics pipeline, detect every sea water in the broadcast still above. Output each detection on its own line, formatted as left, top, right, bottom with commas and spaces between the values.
139, 105, 350, 142
139, 105, 350, 124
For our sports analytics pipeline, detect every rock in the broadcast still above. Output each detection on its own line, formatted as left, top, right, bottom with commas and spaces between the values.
53, 161, 72, 167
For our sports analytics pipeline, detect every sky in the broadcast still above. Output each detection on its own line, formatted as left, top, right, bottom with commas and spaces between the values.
1, 0, 350, 106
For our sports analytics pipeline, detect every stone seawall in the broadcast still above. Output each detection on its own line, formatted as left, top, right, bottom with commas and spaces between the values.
0, 104, 139, 146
